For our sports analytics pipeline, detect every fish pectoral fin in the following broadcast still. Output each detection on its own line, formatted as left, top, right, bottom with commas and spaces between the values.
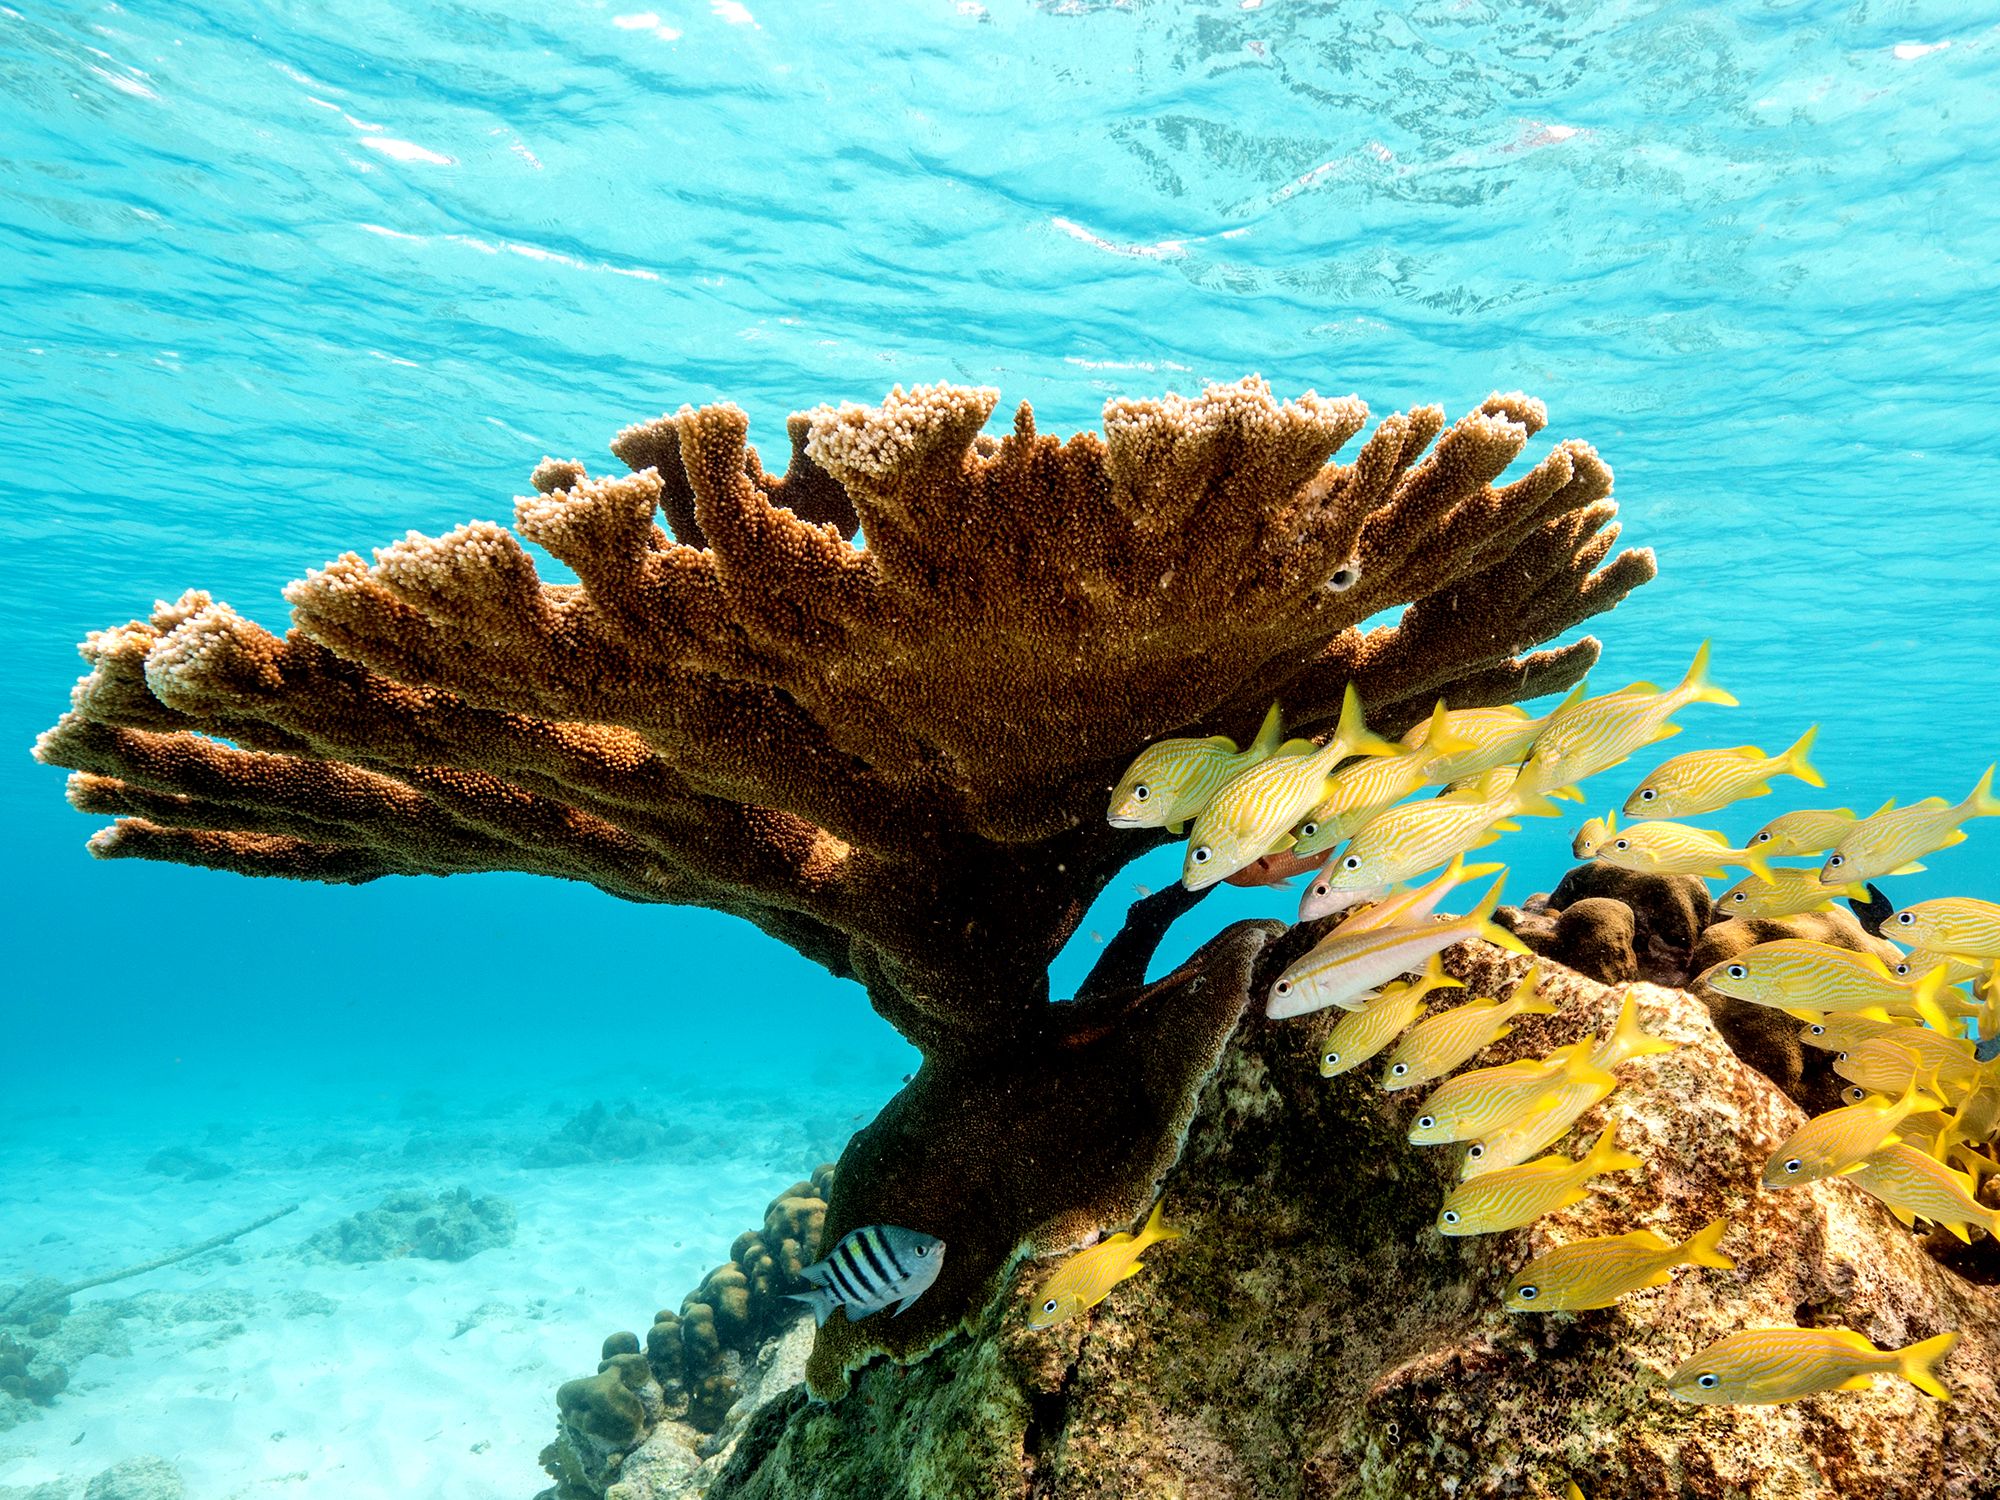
1838, 1374, 1877, 1392
1649, 723, 1684, 742
1116, 1261, 1147, 1283
1890, 861, 1928, 875
1167, 820, 1186, 835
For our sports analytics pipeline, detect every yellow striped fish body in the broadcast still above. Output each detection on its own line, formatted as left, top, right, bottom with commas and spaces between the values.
1572, 815, 1614, 859
1800, 1014, 1920, 1053
1185, 687, 1392, 890
1318, 984, 1431, 1078
1590, 820, 1773, 881
1622, 727, 1822, 819
1380, 966, 1558, 1091
1436, 1126, 1641, 1236
1291, 750, 1435, 859
1666, 1327, 1959, 1405
1504, 1217, 1733, 1311
1403, 703, 1552, 786
1747, 806, 1858, 858
1892, 948, 1990, 986
1822, 766, 2000, 884
1027, 1200, 1179, 1329
1833, 1033, 1979, 1100
1267, 877, 1523, 1019
1763, 1081, 1938, 1187
1460, 990, 1673, 1178
1524, 643, 1736, 798
1321, 771, 1560, 892
1715, 867, 1853, 920
1889, 897, 2000, 959
1846, 1143, 2000, 1243
1408, 1045, 1611, 1145
1108, 703, 1287, 830
1696, 940, 1958, 1031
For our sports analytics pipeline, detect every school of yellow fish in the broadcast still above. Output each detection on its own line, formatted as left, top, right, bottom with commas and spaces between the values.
1064, 644, 2000, 1438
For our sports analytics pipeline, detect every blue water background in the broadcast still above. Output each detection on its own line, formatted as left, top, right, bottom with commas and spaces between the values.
2, 0, 1998, 1491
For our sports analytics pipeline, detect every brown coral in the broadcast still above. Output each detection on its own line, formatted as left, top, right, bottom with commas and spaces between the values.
35, 378, 1653, 1388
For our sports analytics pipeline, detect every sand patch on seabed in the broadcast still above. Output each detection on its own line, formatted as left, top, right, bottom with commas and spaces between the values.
0, 1081, 890, 1499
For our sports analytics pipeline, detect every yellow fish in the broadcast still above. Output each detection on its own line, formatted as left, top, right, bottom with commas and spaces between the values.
1504, 1218, 1733, 1312
1184, 687, 1393, 890
1714, 866, 1859, 920
1846, 1143, 2000, 1243
1821, 767, 2000, 884
1571, 815, 1614, 859
1887, 897, 2000, 959
1318, 768, 1562, 893
1695, 940, 1959, 1033
1408, 1045, 1613, 1145
1460, 989, 1674, 1177
1586, 818, 1774, 882
1267, 875, 1528, 1020
1666, 1327, 1957, 1405
1108, 703, 1287, 831
1521, 642, 1737, 801
1623, 727, 1822, 819
1291, 709, 1466, 859
1315, 956, 1460, 1078
1380, 965, 1557, 1091
1799, 1014, 1912, 1053
1565, 1485, 1588, 1500
1891, 948, 1990, 986
1027, 1200, 1179, 1329
1833, 1033, 1979, 1100
1745, 805, 1858, 858
1437, 1125, 1641, 1236
1762, 1078, 1940, 1188
1396, 681, 1586, 786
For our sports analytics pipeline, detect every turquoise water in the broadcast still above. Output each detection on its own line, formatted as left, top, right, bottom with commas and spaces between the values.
3, 2, 1998, 1496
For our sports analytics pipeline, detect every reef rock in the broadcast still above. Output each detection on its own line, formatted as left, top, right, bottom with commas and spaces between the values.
664, 941, 2000, 1500
299, 1187, 516, 1263
82, 1457, 186, 1500
526, 1104, 701, 1169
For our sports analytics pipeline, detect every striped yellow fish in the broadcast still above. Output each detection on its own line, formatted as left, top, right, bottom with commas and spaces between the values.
1667, 1327, 1958, 1405
1746, 805, 1859, 858
1587, 819, 1774, 882
1437, 1125, 1641, 1236
1833, 1033, 1979, 1100
1821, 767, 2000, 884
1504, 1217, 1733, 1312
1321, 854, 1501, 938
1108, 703, 1286, 831
1799, 1014, 1913, 1053
1892, 949, 1990, 986
1695, 940, 1960, 1033
1316, 957, 1459, 1078
1460, 989, 1674, 1178
1027, 1200, 1179, 1329
1267, 874, 1527, 1020
1622, 727, 1821, 819
1396, 681, 1586, 786
1572, 815, 1614, 859
1521, 642, 1737, 802
1317, 769, 1562, 893
1380, 965, 1557, 1091
1887, 897, 2000, 959
1846, 1143, 2000, 1243
1714, 866, 1858, 920
1763, 1079, 1940, 1188
1408, 1045, 1612, 1145
1184, 687, 1393, 890
1291, 715, 1460, 859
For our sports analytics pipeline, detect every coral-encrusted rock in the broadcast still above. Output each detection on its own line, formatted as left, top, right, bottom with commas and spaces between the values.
698, 943, 2000, 1500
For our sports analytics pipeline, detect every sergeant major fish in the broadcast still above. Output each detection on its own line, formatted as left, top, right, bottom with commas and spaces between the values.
789, 1224, 945, 1326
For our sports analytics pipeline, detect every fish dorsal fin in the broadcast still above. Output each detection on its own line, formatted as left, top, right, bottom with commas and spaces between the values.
1246, 701, 1285, 759
1202, 734, 1238, 750
1621, 680, 1661, 695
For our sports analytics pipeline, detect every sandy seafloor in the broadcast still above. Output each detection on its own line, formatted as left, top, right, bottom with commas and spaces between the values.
0, 1065, 906, 1500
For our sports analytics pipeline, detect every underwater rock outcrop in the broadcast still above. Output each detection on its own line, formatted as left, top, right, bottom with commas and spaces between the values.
35, 379, 1652, 1384
298, 1187, 516, 1263
680, 939, 2000, 1500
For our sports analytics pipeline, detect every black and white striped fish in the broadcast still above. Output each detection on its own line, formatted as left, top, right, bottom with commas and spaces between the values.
788, 1224, 944, 1326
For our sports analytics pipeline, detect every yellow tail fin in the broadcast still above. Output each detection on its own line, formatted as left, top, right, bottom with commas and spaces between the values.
1407, 951, 1465, 1003
1678, 639, 1738, 708
1735, 848, 1774, 884
1783, 725, 1824, 788
1558, 1046, 1617, 1092
1965, 763, 2000, 819
1906, 964, 1954, 1037
1247, 702, 1285, 760
1468, 875, 1534, 957
1419, 700, 1476, 759
1333, 682, 1397, 759
1895, 1330, 1959, 1400
1134, 1198, 1182, 1250
1599, 988, 1676, 1065
1581, 1125, 1644, 1177
1677, 1217, 1735, 1270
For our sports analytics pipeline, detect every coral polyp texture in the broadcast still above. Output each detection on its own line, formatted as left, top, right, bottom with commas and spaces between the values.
35, 378, 1654, 1391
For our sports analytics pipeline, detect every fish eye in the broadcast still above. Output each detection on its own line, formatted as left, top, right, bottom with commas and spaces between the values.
1467, 1143, 1485, 1159
1441, 1210, 1460, 1225
1729, 892, 1745, 904
1192, 846, 1211, 864
1809, 1024, 1826, 1035
1313, 882, 1329, 896
1895, 962, 1912, 977
1895, 912, 1915, 926
915, 1245, 929, 1256
1828, 854, 1845, 868
1323, 1051, 1339, 1066
1784, 1157, 1802, 1175
1845, 1087, 1867, 1104
1391, 1062, 1409, 1077
1639, 789, 1655, 802
1133, 785, 1149, 801
1726, 963, 1747, 980
1300, 821, 1318, 838
1697, 1373, 1719, 1390
1327, 562, 1360, 592
1041, 1298, 1058, 1314
1516, 1285, 1538, 1301
1342, 856, 1362, 871
1753, 831, 1770, 843
1418, 1115, 1436, 1130
1836, 1051, 1848, 1062
1274, 979, 1292, 995
1613, 838, 1629, 850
